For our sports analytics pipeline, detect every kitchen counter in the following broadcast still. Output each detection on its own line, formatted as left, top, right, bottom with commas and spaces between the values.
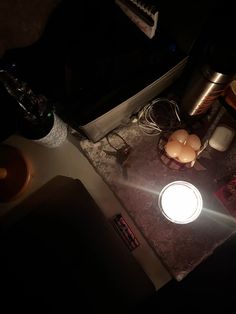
0, 132, 171, 291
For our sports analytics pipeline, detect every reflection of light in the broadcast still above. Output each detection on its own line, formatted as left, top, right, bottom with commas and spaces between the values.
158, 181, 203, 224
203, 207, 236, 229
117, 178, 161, 196
117, 177, 236, 229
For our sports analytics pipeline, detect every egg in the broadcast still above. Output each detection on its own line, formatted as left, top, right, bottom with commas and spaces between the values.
178, 146, 196, 163
169, 129, 189, 144
165, 140, 183, 158
186, 134, 201, 151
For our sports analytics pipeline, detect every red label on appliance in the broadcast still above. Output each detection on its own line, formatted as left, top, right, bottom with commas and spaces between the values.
111, 214, 140, 251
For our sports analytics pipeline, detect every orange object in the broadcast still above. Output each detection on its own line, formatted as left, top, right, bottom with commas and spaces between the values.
185, 134, 201, 151
165, 140, 183, 158
0, 168, 7, 179
164, 129, 201, 164
225, 80, 236, 111
0, 144, 31, 202
169, 129, 189, 144
178, 145, 196, 163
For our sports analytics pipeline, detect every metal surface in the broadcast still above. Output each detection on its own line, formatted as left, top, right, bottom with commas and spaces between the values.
80, 57, 188, 142
182, 64, 235, 116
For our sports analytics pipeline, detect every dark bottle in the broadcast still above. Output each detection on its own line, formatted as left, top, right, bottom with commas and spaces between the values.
0, 69, 54, 140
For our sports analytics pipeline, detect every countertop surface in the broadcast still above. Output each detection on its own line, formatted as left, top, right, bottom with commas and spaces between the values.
79, 121, 236, 281
2, 107, 235, 292
0, 131, 171, 290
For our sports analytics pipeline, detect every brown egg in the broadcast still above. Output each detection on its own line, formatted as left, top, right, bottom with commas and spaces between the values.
169, 129, 189, 144
186, 134, 201, 151
165, 139, 183, 158
178, 145, 196, 163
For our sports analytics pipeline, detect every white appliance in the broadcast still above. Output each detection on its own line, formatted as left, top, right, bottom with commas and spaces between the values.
80, 57, 188, 142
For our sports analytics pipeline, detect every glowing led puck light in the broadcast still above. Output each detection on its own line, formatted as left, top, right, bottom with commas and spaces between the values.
158, 181, 203, 224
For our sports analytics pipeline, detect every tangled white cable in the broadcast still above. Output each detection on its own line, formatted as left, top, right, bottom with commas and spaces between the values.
137, 97, 181, 135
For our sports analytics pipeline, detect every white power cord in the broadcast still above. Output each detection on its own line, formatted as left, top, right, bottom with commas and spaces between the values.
137, 97, 181, 135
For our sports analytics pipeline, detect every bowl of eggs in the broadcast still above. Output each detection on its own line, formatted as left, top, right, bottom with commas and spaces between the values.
158, 129, 201, 170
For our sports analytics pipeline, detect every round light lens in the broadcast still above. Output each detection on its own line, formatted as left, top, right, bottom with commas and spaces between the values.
158, 181, 203, 224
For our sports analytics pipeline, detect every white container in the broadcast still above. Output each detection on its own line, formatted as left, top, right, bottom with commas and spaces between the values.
209, 125, 235, 152
33, 113, 68, 148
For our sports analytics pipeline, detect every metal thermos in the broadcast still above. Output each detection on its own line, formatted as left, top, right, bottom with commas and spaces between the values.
182, 64, 235, 116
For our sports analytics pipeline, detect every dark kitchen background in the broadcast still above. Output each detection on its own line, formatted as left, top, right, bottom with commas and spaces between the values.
0, 0, 235, 142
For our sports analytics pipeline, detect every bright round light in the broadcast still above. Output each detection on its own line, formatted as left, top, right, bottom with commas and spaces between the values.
158, 181, 203, 224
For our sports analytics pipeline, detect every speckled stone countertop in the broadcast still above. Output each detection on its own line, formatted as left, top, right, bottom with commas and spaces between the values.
80, 120, 236, 281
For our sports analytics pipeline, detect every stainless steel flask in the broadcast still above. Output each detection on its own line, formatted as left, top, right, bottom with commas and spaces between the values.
181, 64, 235, 116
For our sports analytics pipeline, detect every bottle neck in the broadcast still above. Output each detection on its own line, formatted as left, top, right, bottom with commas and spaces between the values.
0, 69, 52, 123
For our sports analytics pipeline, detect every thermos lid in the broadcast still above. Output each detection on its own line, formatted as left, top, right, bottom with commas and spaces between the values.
205, 36, 236, 78
201, 64, 236, 85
